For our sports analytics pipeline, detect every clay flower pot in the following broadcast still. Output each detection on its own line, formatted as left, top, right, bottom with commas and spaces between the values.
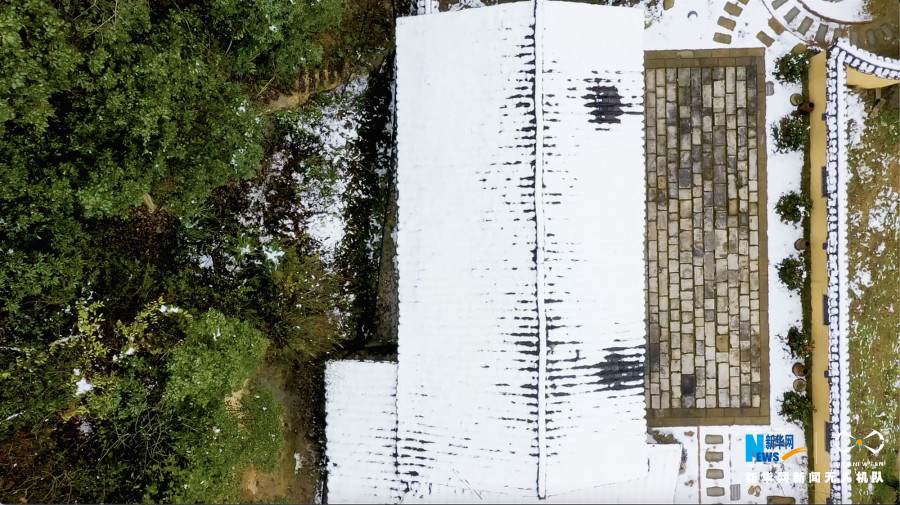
794, 238, 810, 251
793, 378, 807, 392
790, 93, 805, 106
799, 101, 815, 113
793, 363, 809, 377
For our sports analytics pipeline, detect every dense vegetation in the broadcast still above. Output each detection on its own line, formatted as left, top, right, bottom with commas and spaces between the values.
845, 89, 900, 505
0, 0, 393, 502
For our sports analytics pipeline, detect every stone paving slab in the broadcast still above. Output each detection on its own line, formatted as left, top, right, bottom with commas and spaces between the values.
644, 49, 770, 426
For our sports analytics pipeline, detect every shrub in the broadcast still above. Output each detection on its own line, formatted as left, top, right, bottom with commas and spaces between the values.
771, 116, 809, 153
786, 326, 813, 359
774, 52, 811, 84
779, 391, 815, 426
777, 255, 806, 292
776, 191, 813, 224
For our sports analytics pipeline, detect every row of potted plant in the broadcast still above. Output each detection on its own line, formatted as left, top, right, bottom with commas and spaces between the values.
773, 51, 816, 428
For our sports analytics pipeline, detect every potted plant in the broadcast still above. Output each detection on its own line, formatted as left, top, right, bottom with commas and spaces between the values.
792, 363, 809, 377
771, 116, 809, 153
775, 191, 812, 224
777, 255, 806, 292
774, 52, 812, 84
779, 391, 816, 426
786, 326, 813, 359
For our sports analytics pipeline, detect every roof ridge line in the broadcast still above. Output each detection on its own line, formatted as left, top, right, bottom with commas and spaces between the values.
532, 0, 548, 500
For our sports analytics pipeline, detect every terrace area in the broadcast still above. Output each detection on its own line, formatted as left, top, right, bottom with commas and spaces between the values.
644, 49, 770, 427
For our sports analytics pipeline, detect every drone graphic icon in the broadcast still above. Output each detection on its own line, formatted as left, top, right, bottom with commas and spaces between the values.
838, 430, 885, 455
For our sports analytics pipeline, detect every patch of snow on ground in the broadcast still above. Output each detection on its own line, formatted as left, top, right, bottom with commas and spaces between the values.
645, 2, 810, 502
75, 377, 93, 396
291, 75, 370, 259
845, 91, 867, 148
3, 412, 22, 423
262, 245, 285, 266
801, 0, 871, 23
644, 0, 720, 49
294, 452, 303, 474
449, 0, 485, 11
197, 254, 214, 269
658, 430, 699, 504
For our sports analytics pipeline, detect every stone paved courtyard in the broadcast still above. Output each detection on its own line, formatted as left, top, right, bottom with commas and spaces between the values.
644, 49, 770, 426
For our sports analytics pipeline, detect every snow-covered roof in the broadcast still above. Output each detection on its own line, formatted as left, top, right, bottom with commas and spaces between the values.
324, 361, 400, 504
395, 0, 648, 500
326, 1, 661, 502
822, 41, 900, 504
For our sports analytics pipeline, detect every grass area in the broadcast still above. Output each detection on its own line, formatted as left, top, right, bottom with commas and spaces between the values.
845, 89, 900, 504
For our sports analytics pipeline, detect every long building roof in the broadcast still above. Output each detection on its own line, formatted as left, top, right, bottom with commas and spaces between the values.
326, 1, 663, 502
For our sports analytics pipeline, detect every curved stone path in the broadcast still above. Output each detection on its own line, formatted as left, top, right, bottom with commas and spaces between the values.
710, 0, 898, 52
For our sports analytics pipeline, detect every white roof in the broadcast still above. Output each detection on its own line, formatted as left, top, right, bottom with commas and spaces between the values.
395, 0, 648, 500
398, 443, 681, 504
326, 1, 660, 502
324, 361, 400, 504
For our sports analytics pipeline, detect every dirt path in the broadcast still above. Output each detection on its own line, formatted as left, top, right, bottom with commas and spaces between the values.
239, 362, 326, 503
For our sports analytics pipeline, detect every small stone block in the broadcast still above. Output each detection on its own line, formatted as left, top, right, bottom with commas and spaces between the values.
756, 31, 775, 47
724, 2, 743, 16
784, 7, 799, 23
714, 32, 733, 44
718, 16, 736, 31
682, 374, 696, 397
768, 17, 786, 35
705, 451, 724, 462
707, 486, 726, 497
705, 434, 724, 444
707, 469, 725, 479
815, 23, 829, 44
